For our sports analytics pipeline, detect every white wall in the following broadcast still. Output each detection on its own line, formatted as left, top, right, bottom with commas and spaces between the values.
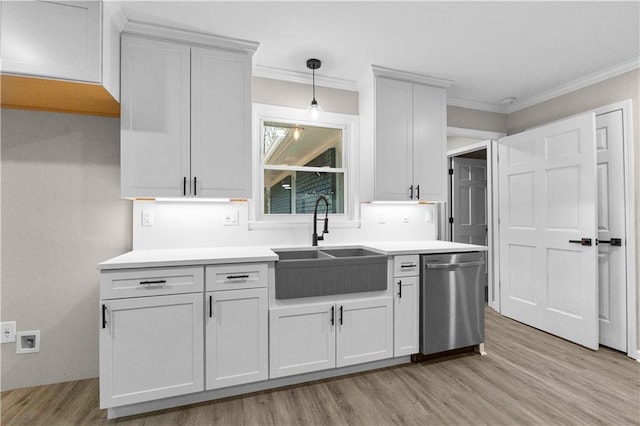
133, 201, 437, 250
1, 109, 131, 391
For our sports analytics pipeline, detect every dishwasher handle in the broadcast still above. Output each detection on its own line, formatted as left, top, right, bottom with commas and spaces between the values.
425, 260, 484, 269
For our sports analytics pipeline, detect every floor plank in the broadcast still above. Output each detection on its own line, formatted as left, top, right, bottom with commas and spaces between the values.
2, 309, 639, 425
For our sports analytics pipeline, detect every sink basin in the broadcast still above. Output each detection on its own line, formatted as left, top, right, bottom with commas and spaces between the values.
273, 248, 388, 299
320, 248, 382, 258
275, 250, 334, 260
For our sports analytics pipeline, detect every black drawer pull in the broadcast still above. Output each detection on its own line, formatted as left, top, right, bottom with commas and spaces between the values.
209, 295, 213, 318
599, 238, 622, 247
569, 238, 592, 246
397, 280, 402, 298
400, 264, 417, 269
140, 280, 167, 285
102, 304, 107, 329
183, 177, 187, 196
339, 305, 343, 325
226, 275, 250, 280
331, 306, 335, 326
416, 185, 420, 200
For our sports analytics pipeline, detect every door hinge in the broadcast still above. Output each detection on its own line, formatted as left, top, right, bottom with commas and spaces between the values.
448, 168, 454, 175
449, 217, 454, 224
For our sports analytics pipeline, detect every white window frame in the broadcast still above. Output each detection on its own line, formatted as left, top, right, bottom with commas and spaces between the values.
250, 103, 360, 226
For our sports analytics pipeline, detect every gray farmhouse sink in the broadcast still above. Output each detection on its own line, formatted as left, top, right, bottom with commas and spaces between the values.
273, 248, 387, 299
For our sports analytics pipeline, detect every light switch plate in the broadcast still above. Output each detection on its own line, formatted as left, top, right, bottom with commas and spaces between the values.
223, 210, 239, 226
402, 215, 409, 223
378, 212, 386, 224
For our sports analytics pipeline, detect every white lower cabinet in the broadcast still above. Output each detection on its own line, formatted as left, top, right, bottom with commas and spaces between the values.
269, 297, 393, 379
269, 302, 336, 378
99, 292, 204, 409
205, 288, 268, 389
393, 276, 420, 356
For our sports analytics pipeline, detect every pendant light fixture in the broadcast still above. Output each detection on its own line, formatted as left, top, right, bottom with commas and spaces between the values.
306, 58, 323, 119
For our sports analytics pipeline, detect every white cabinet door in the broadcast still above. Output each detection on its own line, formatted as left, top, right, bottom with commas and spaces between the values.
336, 298, 393, 367
120, 35, 191, 198
375, 77, 414, 201
191, 48, 252, 199
206, 289, 268, 389
393, 276, 420, 356
100, 293, 204, 409
498, 113, 598, 349
0, 1, 101, 82
413, 84, 447, 201
269, 303, 336, 378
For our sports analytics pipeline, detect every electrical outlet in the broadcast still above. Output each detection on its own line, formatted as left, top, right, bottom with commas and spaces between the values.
1, 321, 16, 343
378, 212, 386, 224
141, 210, 154, 227
16, 330, 40, 354
402, 215, 410, 223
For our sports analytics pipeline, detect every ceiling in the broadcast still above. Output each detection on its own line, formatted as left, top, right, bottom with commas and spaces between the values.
115, 1, 640, 113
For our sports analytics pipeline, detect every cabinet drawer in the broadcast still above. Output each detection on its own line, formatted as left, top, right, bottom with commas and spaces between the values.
206, 263, 268, 291
394, 255, 420, 277
100, 267, 204, 299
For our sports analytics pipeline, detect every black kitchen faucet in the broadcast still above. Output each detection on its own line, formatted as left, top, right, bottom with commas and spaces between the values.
312, 195, 329, 246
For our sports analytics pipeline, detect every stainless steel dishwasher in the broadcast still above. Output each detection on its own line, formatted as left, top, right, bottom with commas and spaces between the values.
420, 252, 484, 355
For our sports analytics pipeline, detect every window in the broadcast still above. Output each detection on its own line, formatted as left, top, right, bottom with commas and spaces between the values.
253, 104, 358, 222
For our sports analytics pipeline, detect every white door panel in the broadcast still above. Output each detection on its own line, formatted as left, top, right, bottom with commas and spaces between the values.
499, 113, 598, 350
452, 157, 488, 290
596, 110, 626, 351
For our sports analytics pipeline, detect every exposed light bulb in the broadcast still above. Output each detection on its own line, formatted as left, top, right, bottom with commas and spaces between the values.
293, 127, 301, 140
308, 99, 323, 120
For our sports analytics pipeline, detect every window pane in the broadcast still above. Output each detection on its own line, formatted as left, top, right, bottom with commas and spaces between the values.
264, 170, 344, 215
263, 122, 343, 168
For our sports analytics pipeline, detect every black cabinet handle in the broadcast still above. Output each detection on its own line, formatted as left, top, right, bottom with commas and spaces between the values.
140, 280, 166, 285
569, 238, 592, 246
209, 295, 213, 318
183, 177, 187, 196
397, 280, 402, 298
339, 305, 343, 325
400, 264, 417, 269
102, 304, 107, 329
227, 275, 250, 280
331, 306, 335, 326
599, 238, 622, 247
409, 185, 414, 200
416, 185, 420, 200
194, 177, 197, 196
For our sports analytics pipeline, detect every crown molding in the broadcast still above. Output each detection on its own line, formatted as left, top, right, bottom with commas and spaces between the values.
371, 65, 453, 88
252, 65, 358, 91
447, 97, 507, 114
507, 57, 640, 113
123, 20, 260, 54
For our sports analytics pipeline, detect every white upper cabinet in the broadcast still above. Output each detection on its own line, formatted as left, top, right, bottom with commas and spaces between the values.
121, 35, 191, 198
191, 47, 252, 198
373, 67, 450, 202
1, 1, 101, 82
120, 23, 258, 199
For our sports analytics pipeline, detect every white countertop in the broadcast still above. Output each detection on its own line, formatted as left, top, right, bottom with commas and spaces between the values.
98, 240, 487, 270
362, 240, 488, 255
98, 246, 279, 270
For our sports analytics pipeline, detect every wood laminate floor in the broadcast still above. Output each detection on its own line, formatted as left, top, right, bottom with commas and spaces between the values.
2, 309, 639, 425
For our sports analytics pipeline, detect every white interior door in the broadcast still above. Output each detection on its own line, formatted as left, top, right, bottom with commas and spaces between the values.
596, 110, 627, 351
498, 113, 598, 350
452, 156, 488, 291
